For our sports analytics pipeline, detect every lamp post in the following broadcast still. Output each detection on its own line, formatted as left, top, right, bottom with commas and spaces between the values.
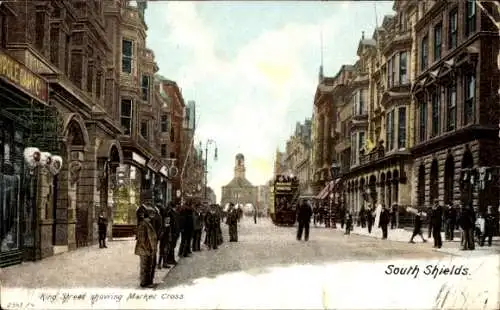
200, 139, 218, 200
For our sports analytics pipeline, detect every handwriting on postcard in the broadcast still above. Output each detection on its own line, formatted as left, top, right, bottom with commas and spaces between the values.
2, 289, 184, 309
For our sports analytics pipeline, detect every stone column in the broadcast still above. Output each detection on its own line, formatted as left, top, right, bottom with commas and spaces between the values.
67, 150, 84, 250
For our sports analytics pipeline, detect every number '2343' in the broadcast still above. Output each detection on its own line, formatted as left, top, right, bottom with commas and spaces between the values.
4, 302, 35, 309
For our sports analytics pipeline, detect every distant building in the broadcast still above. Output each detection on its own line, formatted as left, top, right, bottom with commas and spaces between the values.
257, 185, 270, 215
220, 154, 258, 207
205, 186, 217, 205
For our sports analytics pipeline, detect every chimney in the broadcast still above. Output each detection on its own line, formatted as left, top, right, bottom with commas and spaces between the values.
362, 31, 365, 40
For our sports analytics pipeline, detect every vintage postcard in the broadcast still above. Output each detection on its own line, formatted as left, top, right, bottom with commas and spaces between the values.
0, 0, 499, 309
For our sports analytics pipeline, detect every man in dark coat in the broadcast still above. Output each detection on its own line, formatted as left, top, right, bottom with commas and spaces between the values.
390, 204, 397, 229
135, 206, 158, 288
192, 204, 203, 251
158, 203, 172, 269
409, 210, 426, 243
166, 203, 179, 265
344, 211, 353, 235
216, 205, 224, 245
366, 206, 374, 234
205, 205, 218, 249
430, 200, 443, 248
444, 204, 457, 241
226, 203, 239, 242
379, 205, 390, 239
427, 206, 434, 238
459, 204, 475, 250
296, 200, 313, 241
179, 203, 194, 257
339, 207, 346, 229
481, 206, 495, 247
98, 211, 108, 248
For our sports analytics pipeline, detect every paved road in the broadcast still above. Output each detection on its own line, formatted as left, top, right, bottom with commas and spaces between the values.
160, 216, 447, 289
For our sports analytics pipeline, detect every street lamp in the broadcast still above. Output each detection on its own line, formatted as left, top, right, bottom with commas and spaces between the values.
329, 192, 334, 228
200, 139, 218, 200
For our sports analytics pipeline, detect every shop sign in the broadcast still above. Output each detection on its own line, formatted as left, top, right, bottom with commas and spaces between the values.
275, 182, 292, 191
0, 51, 48, 103
132, 152, 146, 166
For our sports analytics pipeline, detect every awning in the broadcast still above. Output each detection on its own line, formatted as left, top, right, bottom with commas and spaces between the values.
316, 181, 333, 200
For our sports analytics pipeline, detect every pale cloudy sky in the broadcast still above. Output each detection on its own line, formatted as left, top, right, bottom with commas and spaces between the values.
145, 1, 394, 202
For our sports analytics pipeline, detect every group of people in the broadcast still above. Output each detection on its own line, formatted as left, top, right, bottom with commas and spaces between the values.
133, 201, 242, 288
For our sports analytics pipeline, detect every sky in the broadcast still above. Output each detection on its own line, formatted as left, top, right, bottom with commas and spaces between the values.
145, 1, 395, 202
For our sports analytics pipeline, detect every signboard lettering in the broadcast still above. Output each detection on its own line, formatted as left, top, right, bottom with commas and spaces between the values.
275, 182, 293, 191
0, 52, 48, 103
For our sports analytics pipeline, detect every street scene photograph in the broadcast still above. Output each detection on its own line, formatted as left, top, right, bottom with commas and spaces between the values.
0, 0, 499, 309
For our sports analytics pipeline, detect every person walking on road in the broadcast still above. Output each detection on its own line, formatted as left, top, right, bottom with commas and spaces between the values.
366, 205, 374, 234
344, 211, 353, 235
409, 210, 427, 243
459, 204, 475, 250
379, 205, 390, 240
192, 204, 203, 251
296, 200, 312, 241
205, 205, 218, 250
98, 211, 108, 248
227, 203, 239, 242
480, 206, 495, 247
158, 203, 173, 269
135, 206, 158, 288
444, 204, 457, 241
166, 203, 179, 265
253, 207, 257, 224
431, 200, 443, 249
179, 203, 194, 257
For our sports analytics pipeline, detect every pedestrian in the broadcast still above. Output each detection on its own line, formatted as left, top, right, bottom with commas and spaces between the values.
179, 202, 194, 257
458, 204, 475, 250
344, 211, 353, 235
431, 200, 443, 249
359, 207, 366, 228
390, 204, 397, 229
205, 205, 218, 250
158, 203, 172, 269
409, 210, 426, 243
216, 205, 224, 246
166, 202, 179, 265
444, 204, 457, 241
339, 206, 346, 229
296, 200, 312, 241
227, 203, 239, 241
379, 205, 390, 239
253, 207, 257, 224
366, 206, 374, 234
98, 211, 108, 248
481, 206, 495, 247
192, 204, 203, 251
427, 205, 433, 239
135, 206, 158, 288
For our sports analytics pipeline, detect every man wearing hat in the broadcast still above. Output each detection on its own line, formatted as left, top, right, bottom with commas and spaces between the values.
135, 205, 158, 288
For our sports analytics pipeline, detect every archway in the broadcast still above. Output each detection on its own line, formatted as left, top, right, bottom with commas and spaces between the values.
430, 159, 439, 204
417, 164, 425, 207
55, 114, 89, 250
444, 154, 455, 205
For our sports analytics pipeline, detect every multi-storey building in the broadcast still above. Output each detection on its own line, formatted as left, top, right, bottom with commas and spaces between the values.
0, 0, 190, 267
335, 3, 417, 215
283, 119, 313, 194
411, 0, 499, 214
311, 71, 336, 194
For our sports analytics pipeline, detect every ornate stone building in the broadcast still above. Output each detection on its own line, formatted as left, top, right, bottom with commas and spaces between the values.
283, 119, 313, 194
221, 154, 258, 207
411, 0, 499, 214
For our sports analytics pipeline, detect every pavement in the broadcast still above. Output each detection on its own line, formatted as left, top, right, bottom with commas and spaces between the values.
349, 224, 500, 256
0, 237, 181, 288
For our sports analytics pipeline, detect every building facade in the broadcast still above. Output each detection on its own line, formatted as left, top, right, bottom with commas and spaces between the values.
0, 0, 192, 267
221, 154, 258, 207
283, 119, 313, 194
411, 0, 499, 214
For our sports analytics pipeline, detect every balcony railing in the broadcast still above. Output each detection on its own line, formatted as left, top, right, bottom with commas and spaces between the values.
359, 148, 385, 165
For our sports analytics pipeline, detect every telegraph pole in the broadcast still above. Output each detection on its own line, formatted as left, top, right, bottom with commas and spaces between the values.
201, 139, 218, 200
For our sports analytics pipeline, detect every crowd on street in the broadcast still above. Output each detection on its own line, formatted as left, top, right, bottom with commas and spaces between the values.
130, 201, 242, 288
310, 200, 498, 251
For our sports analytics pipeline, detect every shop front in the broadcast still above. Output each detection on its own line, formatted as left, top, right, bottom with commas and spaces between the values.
0, 50, 64, 267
